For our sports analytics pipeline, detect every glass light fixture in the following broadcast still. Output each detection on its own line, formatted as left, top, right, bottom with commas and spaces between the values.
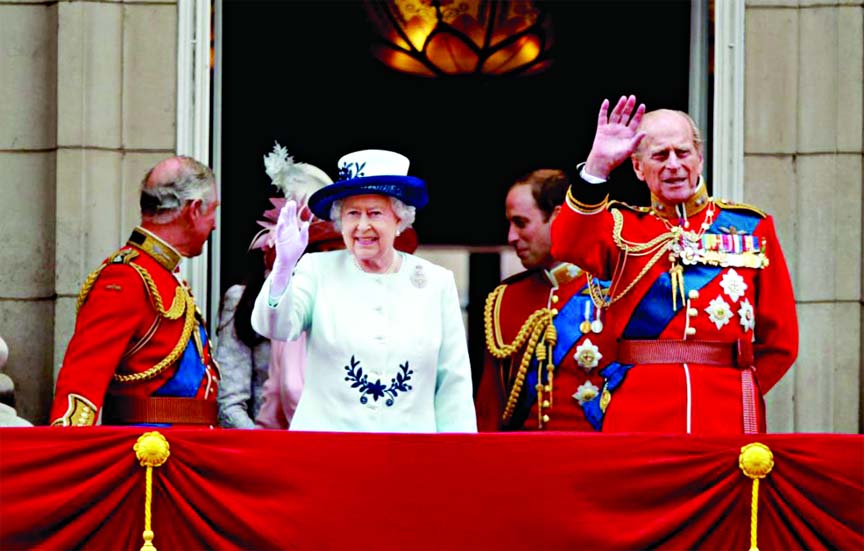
364, 0, 554, 77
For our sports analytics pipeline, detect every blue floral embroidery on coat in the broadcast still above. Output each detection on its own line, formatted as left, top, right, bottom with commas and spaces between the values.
343, 356, 413, 406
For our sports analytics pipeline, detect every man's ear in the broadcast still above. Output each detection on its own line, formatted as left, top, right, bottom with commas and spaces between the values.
631, 155, 645, 182
185, 199, 204, 224
548, 204, 562, 222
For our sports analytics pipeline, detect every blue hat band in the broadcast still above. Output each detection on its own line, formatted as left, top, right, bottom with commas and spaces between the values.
308, 175, 428, 220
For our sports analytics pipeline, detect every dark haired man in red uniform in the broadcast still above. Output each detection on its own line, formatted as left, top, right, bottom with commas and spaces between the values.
476, 169, 609, 431
51, 156, 221, 426
551, 95, 798, 434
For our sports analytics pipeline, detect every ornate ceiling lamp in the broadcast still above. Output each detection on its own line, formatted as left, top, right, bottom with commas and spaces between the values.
364, 0, 554, 77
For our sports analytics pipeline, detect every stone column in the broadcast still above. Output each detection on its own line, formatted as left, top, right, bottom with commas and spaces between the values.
0, 0, 178, 424
745, 0, 863, 433
0, 2, 58, 425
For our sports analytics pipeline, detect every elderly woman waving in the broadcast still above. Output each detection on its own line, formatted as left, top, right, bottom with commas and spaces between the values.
252, 149, 476, 433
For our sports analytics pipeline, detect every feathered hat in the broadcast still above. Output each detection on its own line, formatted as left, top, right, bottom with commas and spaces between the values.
307, 149, 428, 221
249, 142, 334, 251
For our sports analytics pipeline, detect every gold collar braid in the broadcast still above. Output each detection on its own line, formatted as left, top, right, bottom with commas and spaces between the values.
128, 227, 182, 272
649, 179, 710, 220
484, 284, 558, 428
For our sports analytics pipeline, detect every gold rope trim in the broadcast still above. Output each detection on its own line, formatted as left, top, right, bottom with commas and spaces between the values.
134, 431, 170, 551
76, 265, 107, 313
131, 263, 186, 320
76, 250, 140, 312
76, 249, 184, 320
584, 210, 676, 314
73, 249, 195, 384
739, 442, 774, 551
113, 292, 196, 383
484, 285, 557, 426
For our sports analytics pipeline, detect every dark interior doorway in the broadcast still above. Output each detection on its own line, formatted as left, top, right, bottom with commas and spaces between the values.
220, 0, 694, 287
218, 0, 698, 391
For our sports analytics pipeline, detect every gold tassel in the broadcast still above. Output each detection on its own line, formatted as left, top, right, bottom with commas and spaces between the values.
739, 443, 775, 551
134, 432, 171, 551
545, 318, 557, 409
536, 327, 548, 427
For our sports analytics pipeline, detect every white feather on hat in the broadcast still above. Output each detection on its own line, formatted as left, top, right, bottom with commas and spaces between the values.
251, 143, 333, 251
263, 142, 332, 202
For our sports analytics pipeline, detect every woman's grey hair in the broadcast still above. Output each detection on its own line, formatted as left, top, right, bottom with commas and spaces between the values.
140, 156, 216, 224
330, 196, 416, 233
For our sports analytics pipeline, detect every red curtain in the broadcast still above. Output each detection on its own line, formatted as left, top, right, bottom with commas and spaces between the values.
1, 428, 862, 551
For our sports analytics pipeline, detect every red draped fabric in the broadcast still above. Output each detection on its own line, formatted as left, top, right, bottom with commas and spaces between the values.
1, 428, 862, 551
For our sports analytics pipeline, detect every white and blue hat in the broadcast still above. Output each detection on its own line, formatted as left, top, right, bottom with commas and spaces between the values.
308, 149, 428, 220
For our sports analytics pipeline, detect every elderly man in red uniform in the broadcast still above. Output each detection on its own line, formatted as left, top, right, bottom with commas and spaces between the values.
551, 95, 798, 434
476, 169, 609, 431
51, 156, 221, 426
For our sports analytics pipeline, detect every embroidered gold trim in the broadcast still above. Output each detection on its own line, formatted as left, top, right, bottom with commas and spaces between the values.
649, 179, 711, 219
566, 188, 607, 213
545, 263, 582, 288
128, 227, 182, 271
51, 393, 97, 426
715, 198, 767, 218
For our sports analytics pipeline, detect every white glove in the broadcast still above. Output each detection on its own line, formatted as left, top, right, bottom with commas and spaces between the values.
269, 200, 310, 297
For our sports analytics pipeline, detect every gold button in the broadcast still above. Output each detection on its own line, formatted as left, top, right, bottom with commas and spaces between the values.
687, 308, 698, 317
542, 400, 550, 408
686, 327, 697, 335
551, 295, 559, 304
551, 308, 559, 316
542, 414, 550, 423
688, 290, 699, 300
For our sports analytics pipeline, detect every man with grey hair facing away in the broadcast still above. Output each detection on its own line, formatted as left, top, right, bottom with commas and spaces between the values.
51, 156, 221, 427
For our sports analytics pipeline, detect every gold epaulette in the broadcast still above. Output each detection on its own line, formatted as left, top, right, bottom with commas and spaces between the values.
77, 247, 188, 322
606, 200, 652, 214
714, 198, 767, 218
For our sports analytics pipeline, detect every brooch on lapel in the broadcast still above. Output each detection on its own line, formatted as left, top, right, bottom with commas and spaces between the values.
410, 265, 427, 288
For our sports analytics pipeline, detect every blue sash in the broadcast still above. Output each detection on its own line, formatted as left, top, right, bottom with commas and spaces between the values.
508, 280, 608, 428
583, 209, 762, 429
154, 325, 209, 397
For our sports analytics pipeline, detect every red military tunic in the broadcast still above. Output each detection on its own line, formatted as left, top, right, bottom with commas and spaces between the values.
51, 227, 219, 426
551, 180, 798, 434
476, 262, 608, 431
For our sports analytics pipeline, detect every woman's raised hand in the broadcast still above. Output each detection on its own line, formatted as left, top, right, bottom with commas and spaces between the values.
584, 95, 646, 180
270, 200, 310, 296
